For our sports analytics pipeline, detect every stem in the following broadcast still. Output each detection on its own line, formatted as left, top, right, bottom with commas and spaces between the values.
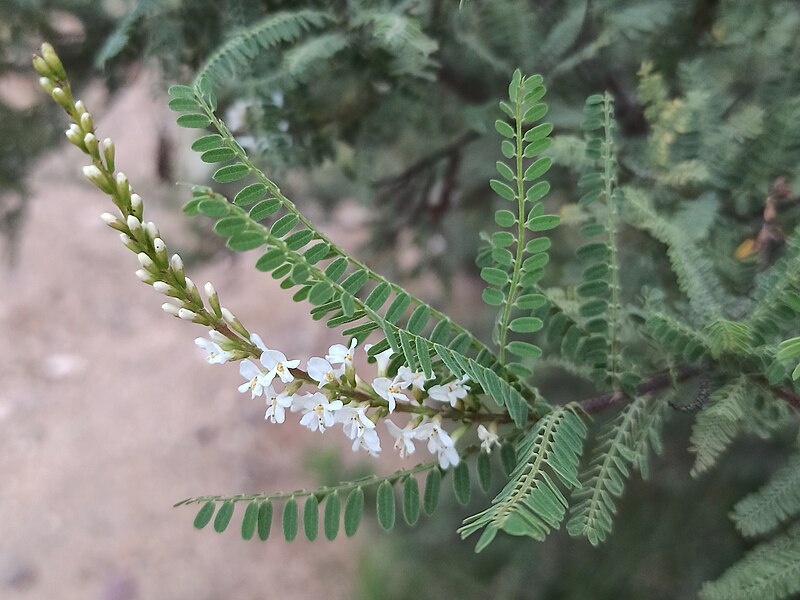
603, 93, 622, 388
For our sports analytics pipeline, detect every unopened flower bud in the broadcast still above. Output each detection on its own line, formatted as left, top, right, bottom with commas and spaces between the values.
178, 308, 198, 321
33, 56, 54, 79
208, 330, 230, 345
162, 303, 181, 317
137, 252, 157, 273
130, 194, 143, 220
184, 277, 202, 305
39, 77, 56, 94
73, 100, 87, 116
153, 281, 178, 296
100, 212, 125, 232
204, 282, 222, 317
153, 237, 167, 258
115, 172, 131, 207
101, 138, 115, 172
170, 254, 186, 286
79, 111, 93, 134
145, 221, 159, 241
50, 87, 71, 111
83, 133, 99, 158
82, 165, 112, 193
41, 43, 66, 80
126, 215, 142, 232
65, 125, 84, 148
120, 233, 138, 251
220, 307, 249, 337
136, 269, 155, 284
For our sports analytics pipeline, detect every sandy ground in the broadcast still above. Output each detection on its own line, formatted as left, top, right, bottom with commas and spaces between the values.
0, 75, 371, 600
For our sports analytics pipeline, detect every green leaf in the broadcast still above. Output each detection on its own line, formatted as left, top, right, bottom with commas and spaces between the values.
234, 183, 268, 206
213, 216, 248, 236
376, 480, 396, 531
496, 161, 515, 181
168, 84, 195, 99
213, 163, 250, 183
506, 341, 542, 358
255, 249, 285, 272
416, 336, 433, 377
227, 231, 264, 252
495, 120, 515, 138
309, 282, 334, 305
495, 209, 516, 227
213, 500, 234, 533
491, 180, 516, 201
482, 288, 505, 306
523, 157, 552, 181
407, 305, 430, 335
516, 293, 546, 309
201, 147, 236, 163
191, 134, 223, 152
523, 103, 548, 122
344, 487, 364, 537
481, 267, 508, 287
525, 181, 551, 202
241, 501, 258, 540
403, 477, 421, 526
198, 199, 230, 218
257, 501, 272, 540
193, 501, 215, 529
478, 452, 492, 493
423, 469, 442, 515
271, 214, 299, 237
324, 492, 341, 541
510, 317, 544, 333
304, 495, 319, 541
527, 214, 560, 232
249, 198, 280, 220
365, 283, 391, 310
283, 498, 299, 541
453, 462, 472, 505
501, 140, 515, 158
176, 113, 211, 129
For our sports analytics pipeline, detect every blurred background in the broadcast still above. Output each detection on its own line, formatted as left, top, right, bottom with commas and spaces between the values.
2, 0, 800, 598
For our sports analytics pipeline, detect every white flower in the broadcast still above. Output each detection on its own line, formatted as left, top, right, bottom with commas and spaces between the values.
477, 422, 501, 454
372, 376, 410, 413
397, 366, 431, 391
365, 344, 394, 376
264, 388, 295, 424
238, 359, 269, 398
417, 416, 460, 469
427, 375, 470, 408
339, 405, 376, 439
250, 333, 268, 352
261, 348, 301, 385
354, 427, 382, 456
195, 336, 233, 365
385, 419, 420, 458
338, 406, 382, 455
307, 357, 337, 388
326, 338, 357, 375
298, 393, 344, 433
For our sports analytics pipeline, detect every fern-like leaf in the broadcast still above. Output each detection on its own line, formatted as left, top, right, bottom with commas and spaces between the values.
193, 10, 334, 86
730, 452, 800, 538
480, 69, 557, 379
458, 406, 587, 551
567, 394, 666, 544
689, 376, 750, 477
699, 521, 800, 600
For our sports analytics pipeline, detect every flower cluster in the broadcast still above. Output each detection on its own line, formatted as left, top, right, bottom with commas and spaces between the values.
194, 332, 493, 469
